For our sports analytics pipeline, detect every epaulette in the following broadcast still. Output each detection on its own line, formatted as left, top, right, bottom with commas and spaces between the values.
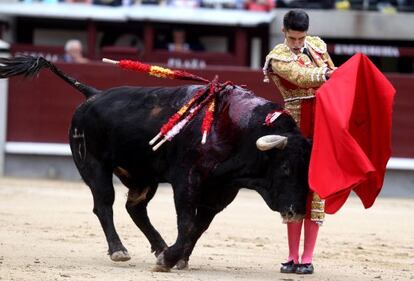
305, 36, 327, 54
266, 44, 294, 62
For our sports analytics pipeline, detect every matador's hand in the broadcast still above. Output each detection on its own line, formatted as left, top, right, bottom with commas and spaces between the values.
325, 69, 335, 80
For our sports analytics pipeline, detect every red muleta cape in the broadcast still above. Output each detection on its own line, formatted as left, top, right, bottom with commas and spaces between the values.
309, 53, 396, 214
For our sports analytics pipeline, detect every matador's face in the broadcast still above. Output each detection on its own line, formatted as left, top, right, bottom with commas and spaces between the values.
282, 28, 307, 55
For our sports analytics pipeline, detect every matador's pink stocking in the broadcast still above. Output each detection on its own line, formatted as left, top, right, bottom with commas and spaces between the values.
287, 220, 303, 263
301, 219, 319, 264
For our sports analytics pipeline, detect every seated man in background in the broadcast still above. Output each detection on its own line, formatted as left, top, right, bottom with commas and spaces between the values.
167, 29, 204, 52
168, 29, 191, 52
63, 39, 89, 63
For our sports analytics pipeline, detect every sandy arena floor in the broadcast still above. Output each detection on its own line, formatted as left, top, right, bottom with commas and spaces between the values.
0, 177, 413, 281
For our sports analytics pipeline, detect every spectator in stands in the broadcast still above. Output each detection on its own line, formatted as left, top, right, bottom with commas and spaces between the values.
377, 0, 397, 13
168, 29, 191, 52
64, 0, 93, 3
139, 0, 161, 4
22, 0, 58, 2
92, 0, 119, 5
276, 0, 334, 9
167, 0, 200, 7
334, 0, 399, 11
246, 0, 274, 11
92, 0, 131, 6
200, 0, 244, 9
335, 0, 350, 10
63, 39, 89, 63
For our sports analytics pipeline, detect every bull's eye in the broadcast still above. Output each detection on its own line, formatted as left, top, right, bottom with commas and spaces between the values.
281, 162, 290, 175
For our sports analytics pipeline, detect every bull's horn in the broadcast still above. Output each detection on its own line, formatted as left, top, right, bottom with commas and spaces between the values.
256, 135, 288, 151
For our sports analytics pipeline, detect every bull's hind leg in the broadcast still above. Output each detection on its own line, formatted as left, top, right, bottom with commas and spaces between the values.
125, 184, 168, 257
79, 159, 130, 262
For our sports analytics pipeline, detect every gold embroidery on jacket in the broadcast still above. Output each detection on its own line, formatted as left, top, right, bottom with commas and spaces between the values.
266, 44, 295, 62
266, 36, 336, 118
283, 99, 302, 126
305, 36, 327, 54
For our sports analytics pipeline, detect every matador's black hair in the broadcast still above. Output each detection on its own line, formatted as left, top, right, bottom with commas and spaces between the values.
283, 9, 309, 32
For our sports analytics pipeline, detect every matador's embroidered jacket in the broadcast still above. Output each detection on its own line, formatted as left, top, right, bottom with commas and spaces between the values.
262, 36, 335, 127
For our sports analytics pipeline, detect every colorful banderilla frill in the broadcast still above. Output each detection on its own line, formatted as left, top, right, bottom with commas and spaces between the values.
103, 58, 229, 151
201, 98, 215, 144
102, 58, 209, 83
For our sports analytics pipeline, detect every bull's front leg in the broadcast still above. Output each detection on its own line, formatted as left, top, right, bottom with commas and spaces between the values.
175, 206, 219, 270
153, 192, 197, 272
175, 187, 240, 270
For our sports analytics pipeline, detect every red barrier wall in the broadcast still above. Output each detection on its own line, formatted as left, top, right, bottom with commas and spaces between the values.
6, 62, 413, 158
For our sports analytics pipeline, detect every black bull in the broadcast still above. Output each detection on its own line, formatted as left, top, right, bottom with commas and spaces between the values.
0, 56, 311, 271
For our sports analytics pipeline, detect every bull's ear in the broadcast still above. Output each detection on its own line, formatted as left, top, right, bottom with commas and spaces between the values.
256, 135, 288, 151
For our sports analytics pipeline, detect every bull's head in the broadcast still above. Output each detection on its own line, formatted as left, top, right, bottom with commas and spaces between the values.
256, 134, 310, 223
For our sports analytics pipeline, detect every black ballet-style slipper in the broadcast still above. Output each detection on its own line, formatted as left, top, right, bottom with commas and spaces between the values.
280, 260, 299, 273
296, 263, 314, 274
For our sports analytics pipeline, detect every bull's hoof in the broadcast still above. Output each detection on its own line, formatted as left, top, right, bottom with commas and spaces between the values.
152, 264, 171, 272
176, 259, 189, 270
152, 251, 171, 272
110, 250, 131, 262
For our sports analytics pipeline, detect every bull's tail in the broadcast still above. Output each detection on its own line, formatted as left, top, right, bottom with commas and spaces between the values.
0, 55, 100, 99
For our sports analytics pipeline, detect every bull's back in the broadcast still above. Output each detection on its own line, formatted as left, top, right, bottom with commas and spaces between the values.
69, 85, 198, 170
